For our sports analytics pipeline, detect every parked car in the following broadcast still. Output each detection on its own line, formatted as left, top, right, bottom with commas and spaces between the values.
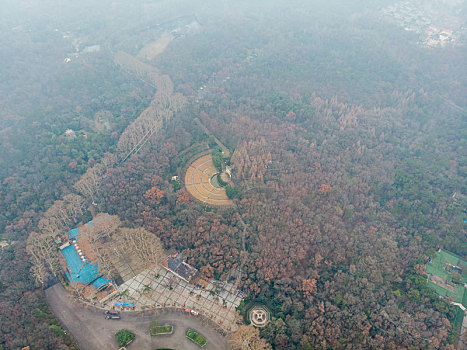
104, 310, 121, 320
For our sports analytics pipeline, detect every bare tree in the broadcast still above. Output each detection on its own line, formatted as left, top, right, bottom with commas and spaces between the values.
114, 50, 160, 80
29, 248, 47, 285
228, 325, 271, 350
27, 233, 61, 285
74, 162, 107, 203
63, 193, 86, 221
78, 214, 121, 277
79, 226, 115, 278
37, 200, 68, 236
117, 227, 163, 269
117, 102, 171, 156
37, 194, 86, 236
171, 92, 187, 112
114, 51, 186, 159
100, 152, 118, 170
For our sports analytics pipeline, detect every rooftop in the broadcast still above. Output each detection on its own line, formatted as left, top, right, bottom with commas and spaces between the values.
163, 253, 198, 283
61, 217, 113, 291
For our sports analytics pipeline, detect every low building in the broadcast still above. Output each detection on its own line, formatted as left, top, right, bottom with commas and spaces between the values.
162, 252, 197, 283
59, 215, 115, 300
64, 129, 76, 138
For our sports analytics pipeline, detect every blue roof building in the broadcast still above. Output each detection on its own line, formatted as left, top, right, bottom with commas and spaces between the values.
60, 219, 111, 291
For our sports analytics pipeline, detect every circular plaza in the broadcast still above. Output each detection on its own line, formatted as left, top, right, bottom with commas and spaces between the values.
249, 306, 270, 328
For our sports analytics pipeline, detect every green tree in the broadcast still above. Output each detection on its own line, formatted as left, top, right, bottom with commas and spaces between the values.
226, 185, 238, 199
407, 289, 421, 303
212, 151, 223, 171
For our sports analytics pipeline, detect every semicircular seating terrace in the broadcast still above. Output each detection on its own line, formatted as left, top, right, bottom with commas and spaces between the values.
184, 154, 233, 206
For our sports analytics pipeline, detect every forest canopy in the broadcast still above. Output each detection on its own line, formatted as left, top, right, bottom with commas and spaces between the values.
0, 0, 466, 349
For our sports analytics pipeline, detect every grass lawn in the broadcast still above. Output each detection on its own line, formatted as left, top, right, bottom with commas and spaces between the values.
149, 321, 173, 336
186, 328, 207, 347
425, 249, 467, 307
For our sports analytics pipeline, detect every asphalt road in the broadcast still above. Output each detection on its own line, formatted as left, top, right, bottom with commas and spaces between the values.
45, 284, 229, 350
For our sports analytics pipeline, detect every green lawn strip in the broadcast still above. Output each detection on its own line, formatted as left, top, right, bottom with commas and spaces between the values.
186, 328, 207, 347
149, 321, 173, 336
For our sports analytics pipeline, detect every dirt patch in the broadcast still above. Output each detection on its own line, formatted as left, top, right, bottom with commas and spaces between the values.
220, 172, 230, 183
430, 274, 457, 293
137, 34, 174, 61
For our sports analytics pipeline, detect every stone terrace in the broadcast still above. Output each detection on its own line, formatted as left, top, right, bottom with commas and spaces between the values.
103, 266, 242, 332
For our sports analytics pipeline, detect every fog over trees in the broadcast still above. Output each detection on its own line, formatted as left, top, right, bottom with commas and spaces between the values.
0, 0, 466, 349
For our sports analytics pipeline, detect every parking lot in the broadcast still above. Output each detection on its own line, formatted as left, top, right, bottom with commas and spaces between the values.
45, 283, 229, 350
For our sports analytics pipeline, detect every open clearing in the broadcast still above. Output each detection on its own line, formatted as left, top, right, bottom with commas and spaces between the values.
185, 154, 233, 206
137, 34, 174, 61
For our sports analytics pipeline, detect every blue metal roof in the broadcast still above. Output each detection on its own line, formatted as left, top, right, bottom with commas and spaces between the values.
67, 220, 94, 240
62, 220, 110, 288
92, 276, 111, 290
67, 228, 79, 240
61, 245, 101, 285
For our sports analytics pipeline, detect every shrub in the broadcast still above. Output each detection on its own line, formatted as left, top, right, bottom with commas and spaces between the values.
49, 324, 65, 336
217, 173, 228, 187
115, 329, 135, 347
149, 321, 173, 336
212, 152, 223, 171
186, 328, 207, 347
226, 185, 238, 199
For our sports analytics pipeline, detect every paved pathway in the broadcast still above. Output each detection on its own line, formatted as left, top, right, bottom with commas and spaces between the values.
459, 309, 467, 350
105, 266, 241, 332
45, 284, 228, 350
193, 118, 230, 157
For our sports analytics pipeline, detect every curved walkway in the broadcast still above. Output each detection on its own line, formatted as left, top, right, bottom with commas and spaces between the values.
185, 154, 232, 206
45, 284, 228, 350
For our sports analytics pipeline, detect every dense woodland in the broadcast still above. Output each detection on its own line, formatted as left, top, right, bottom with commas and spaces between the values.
1, 0, 466, 349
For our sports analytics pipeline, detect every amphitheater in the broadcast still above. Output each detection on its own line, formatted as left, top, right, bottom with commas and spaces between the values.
184, 154, 233, 206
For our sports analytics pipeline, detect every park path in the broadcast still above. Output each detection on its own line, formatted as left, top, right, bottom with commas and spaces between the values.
235, 213, 247, 288
194, 118, 230, 157
458, 309, 467, 350
45, 283, 228, 350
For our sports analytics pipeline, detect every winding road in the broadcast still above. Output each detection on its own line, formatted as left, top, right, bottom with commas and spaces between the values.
45, 284, 228, 350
